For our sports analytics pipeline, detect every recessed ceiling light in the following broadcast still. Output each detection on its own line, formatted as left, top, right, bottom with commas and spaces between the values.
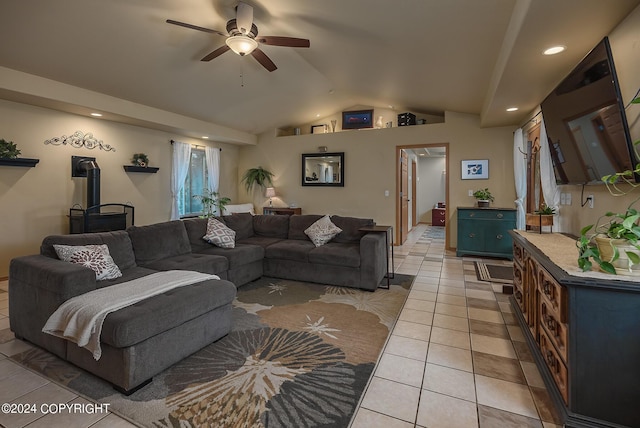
201, 136, 209, 139
90, 113, 102, 117
316, 114, 320, 117
543, 45, 566, 55
506, 107, 518, 112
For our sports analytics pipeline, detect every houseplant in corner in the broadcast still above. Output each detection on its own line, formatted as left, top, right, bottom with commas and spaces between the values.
472, 188, 494, 207
241, 166, 274, 194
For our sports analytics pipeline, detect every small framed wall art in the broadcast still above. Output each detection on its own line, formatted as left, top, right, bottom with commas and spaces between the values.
461, 159, 489, 180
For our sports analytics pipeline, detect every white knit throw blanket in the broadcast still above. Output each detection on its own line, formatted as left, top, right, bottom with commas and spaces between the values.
42, 270, 219, 360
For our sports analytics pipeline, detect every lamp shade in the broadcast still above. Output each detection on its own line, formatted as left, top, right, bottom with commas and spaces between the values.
265, 187, 276, 198
225, 35, 258, 56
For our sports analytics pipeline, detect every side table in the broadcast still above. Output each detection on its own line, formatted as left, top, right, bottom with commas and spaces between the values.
263, 207, 301, 215
359, 225, 394, 289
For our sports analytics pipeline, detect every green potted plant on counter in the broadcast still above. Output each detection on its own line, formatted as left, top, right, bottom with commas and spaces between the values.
577, 196, 640, 275
472, 188, 494, 207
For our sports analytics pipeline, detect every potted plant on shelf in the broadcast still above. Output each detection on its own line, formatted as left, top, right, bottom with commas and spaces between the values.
0, 139, 21, 159
131, 153, 149, 167
241, 166, 274, 194
472, 188, 494, 207
193, 189, 231, 218
526, 203, 556, 230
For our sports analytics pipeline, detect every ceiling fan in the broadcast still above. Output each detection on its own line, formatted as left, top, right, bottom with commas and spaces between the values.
166, 2, 310, 72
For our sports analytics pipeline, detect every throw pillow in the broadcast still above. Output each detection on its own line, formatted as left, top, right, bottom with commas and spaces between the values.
203, 218, 236, 248
53, 244, 122, 281
305, 215, 342, 247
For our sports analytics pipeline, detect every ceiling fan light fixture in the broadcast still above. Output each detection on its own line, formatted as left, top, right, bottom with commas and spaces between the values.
226, 35, 258, 56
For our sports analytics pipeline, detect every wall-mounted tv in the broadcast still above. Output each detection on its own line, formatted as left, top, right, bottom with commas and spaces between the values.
540, 36, 635, 185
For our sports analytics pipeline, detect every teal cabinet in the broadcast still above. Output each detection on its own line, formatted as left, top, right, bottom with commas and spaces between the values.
456, 207, 516, 259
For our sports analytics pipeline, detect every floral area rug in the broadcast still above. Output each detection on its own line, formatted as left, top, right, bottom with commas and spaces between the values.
10, 274, 413, 427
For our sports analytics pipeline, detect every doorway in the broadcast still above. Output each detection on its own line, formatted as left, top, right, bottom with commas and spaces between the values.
395, 144, 449, 247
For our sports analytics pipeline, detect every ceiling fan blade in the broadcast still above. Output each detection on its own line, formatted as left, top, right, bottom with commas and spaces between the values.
251, 48, 277, 72
257, 36, 310, 48
201, 45, 231, 61
166, 19, 226, 37
235, 2, 254, 35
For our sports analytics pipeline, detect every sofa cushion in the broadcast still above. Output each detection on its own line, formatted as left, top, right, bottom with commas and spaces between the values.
331, 215, 375, 243
253, 215, 290, 239
127, 221, 192, 265
203, 218, 236, 248
266, 239, 315, 262
182, 217, 224, 252
100, 278, 237, 348
142, 253, 228, 275
223, 212, 254, 240
53, 244, 122, 281
41, 230, 136, 271
305, 215, 342, 247
195, 244, 264, 269
288, 214, 324, 241
237, 236, 283, 248
308, 242, 361, 268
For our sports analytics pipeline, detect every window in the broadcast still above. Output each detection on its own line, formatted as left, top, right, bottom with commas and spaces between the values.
178, 148, 208, 217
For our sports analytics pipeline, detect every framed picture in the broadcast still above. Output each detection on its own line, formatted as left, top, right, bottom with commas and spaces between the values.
311, 124, 327, 134
461, 159, 489, 180
341, 109, 373, 130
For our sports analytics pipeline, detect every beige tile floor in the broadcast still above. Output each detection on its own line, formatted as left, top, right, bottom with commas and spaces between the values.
350, 224, 563, 428
0, 224, 563, 427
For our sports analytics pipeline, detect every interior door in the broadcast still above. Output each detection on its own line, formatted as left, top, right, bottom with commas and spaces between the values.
400, 150, 409, 244
412, 160, 418, 227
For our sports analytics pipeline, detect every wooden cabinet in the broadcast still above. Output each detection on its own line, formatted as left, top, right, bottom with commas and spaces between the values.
456, 207, 516, 259
263, 207, 301, 215
510, 231, 640, 428
431, 208, 446, 226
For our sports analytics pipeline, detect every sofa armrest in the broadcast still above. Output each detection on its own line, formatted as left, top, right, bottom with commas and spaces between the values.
9, 255, 97, 301
9, 255, 98, 354
359, 233, 387, 290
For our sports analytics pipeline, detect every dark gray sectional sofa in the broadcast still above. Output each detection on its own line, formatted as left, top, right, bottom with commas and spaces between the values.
8, 213, 386, 394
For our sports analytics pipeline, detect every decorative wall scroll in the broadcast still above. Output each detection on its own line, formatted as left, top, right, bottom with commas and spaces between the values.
44, 131, 116, 152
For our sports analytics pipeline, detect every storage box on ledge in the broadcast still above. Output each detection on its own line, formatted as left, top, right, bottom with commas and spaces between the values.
398, 112, 416, 126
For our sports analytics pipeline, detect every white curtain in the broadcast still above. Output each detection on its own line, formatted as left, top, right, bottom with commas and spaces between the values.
170, 141, 192, 220
539, 118, 561, 225
513, 128, 527, 229
205, 146, 221, 214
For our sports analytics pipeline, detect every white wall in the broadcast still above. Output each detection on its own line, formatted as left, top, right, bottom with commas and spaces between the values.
417, 157, 446, 223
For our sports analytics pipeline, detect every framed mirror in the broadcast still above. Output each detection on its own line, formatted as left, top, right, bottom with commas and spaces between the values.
302, 152, 344, 187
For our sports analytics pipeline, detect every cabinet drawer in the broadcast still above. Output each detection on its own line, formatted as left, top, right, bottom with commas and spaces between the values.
514, 283, 526, 314
539, 296, 568, 364
540, 328, 568, 405
458, 209, 516, 220
538, 267, 567, 323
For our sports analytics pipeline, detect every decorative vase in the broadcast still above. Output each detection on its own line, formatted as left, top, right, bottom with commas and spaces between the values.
595, 236, 640, 275
376, 116, 383, 129
330, 120, 337, 133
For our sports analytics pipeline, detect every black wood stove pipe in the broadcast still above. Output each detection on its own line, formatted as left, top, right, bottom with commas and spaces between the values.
79, 159, 100, 208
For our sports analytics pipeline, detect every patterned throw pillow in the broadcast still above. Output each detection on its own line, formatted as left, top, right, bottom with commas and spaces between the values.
53, 244, 122, 281
203, 218, 236, 248
304, 215, 342, 247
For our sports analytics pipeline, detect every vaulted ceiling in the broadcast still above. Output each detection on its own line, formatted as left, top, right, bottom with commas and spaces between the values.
0, 0, 638, 143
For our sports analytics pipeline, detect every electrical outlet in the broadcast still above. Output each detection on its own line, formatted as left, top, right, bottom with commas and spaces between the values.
588, 194, 594, 209
384, 190, 389, 197
468, 190, 473, 196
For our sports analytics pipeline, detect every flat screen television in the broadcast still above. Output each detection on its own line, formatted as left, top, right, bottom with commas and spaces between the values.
540, 36, 635, 185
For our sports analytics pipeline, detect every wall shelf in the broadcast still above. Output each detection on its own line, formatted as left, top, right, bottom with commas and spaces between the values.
123, 166, 159, 173
0, 158, 40, 167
